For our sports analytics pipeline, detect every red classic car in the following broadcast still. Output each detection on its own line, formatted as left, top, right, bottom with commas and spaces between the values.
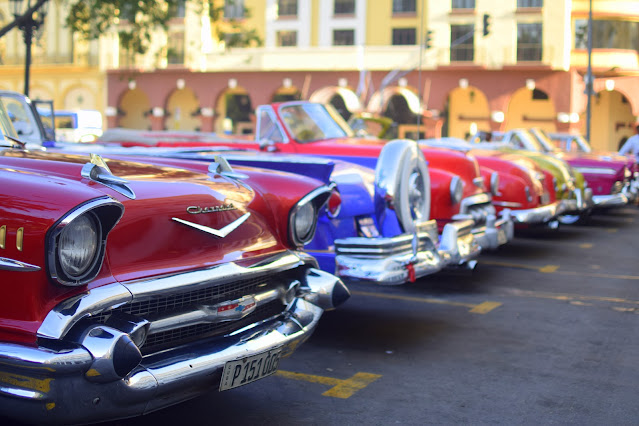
421, 138, 563, 228
0, 97, 349, 424
101, 101, 514, 251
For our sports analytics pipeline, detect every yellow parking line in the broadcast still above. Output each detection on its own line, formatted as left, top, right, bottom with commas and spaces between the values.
506, 288, 639, 306
469, 301, 502, 314
607, 228, 618, 233
483, 261, 639, 280
275, 370, 382, 399
579, 243, 593, 249
553, 270, 639, 280
481, 260, 545, 271
350, 290, 501, 314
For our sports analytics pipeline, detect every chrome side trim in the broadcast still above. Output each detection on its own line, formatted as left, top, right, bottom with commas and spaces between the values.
0, 257, 40, 271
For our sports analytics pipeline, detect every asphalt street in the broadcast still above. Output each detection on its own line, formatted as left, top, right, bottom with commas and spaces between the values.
7, 206, 639, 426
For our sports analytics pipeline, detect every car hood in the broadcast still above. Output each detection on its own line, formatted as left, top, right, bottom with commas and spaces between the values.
0, 149, 284, 283
556, 152, 626, 171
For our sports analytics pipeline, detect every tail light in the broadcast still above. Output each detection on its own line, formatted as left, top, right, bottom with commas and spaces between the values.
327, 189, 342, 218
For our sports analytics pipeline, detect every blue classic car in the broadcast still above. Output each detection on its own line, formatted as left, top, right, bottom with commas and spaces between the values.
72, 142, 483, 285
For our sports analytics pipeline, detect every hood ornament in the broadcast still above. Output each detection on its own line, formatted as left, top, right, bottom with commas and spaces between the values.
172, 212, 251, 238
81, 153, 135, 199
209, 155, 249, 180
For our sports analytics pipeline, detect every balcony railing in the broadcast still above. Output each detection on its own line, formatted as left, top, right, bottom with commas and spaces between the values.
450, 46, 474, 62
1, 53, 99, 67
516, 44, 543, 62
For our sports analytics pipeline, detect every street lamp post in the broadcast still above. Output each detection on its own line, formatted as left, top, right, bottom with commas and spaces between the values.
9, 0, 49, 98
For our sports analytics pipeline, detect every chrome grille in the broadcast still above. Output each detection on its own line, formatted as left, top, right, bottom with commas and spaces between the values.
142, 301, 284, 354
92, 275, 287, 354
465, 202, 495, 226
129, 276, 273, 317
96, 276, 275, 321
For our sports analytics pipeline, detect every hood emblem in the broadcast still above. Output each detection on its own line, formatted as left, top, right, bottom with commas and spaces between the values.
201, 295, 257, 322
81, 153, 135, 199
187, 203, 237, 214
172, 212, 251, 238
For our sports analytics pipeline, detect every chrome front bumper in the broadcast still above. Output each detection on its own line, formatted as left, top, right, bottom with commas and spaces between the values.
592, 193, 629, 208
0, 255, 348, 425
509, 201, 564, 225
334, 219, 480, 285
561, 187, 594, 214
334, 219, 443, 285
453, 210, 514, 251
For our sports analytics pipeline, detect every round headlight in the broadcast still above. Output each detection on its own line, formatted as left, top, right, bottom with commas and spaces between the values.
490, 172, 500, 196
59, 213, 100, 280
450, 176, 463, 205
294, 202, 315, 243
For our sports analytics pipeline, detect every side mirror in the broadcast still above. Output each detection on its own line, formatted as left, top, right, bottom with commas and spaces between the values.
258, 138, 278, 152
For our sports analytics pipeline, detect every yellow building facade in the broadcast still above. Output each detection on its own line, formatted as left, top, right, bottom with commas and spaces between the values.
0, 0, 105, 115
2, 1, 637, 151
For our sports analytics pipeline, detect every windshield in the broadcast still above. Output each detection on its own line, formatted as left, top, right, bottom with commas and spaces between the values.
0, 98, 20, 143
530, 128, 558, 153
514, 130, 547, 153
573, 134, 592, 153
0, 93, 41, 145
279, 103, 353, 143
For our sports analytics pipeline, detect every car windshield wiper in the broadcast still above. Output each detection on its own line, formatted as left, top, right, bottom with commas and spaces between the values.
0, 134, 26, 149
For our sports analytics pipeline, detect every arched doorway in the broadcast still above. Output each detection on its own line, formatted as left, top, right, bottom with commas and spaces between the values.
63, 85, 96, 110
166, 87, 200, 131
271, 85, 301, 102
368, 86, 441, 139
119, 88, 151, 130
445, 86, 490, 140
310, 86, 362, 121
588, 90, 635, 152
505, 87, 556, 132
215, 88, 254, 135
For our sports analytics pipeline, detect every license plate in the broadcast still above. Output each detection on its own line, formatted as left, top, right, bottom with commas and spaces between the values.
219, 348, 282, 391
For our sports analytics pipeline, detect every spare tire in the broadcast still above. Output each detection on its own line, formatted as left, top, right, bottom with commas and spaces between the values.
375, 139, 431, 234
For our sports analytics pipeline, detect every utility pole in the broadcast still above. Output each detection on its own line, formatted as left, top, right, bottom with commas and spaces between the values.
585, 0, 593, 141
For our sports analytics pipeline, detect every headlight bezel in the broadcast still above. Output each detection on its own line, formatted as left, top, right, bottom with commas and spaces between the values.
449, 176, 464, 205
489, 172, 500, 196
57, 212, 102, 282
288, 184, 333, 248
47, 197, 124, 287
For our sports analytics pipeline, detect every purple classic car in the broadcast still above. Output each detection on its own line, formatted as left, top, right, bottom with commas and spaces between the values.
520, 128, 636, 208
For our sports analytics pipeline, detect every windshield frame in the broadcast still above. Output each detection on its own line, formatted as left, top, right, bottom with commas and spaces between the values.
277, 102, 354, 143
